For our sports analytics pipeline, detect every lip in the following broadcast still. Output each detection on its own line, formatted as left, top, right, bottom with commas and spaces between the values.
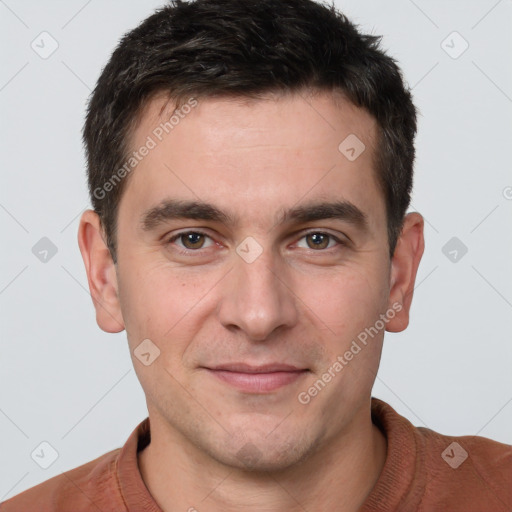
204, 363, 309, 393
209, 363, 305, 373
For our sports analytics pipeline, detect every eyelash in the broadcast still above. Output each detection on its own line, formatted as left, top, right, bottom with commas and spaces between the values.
166, 230, 346, 256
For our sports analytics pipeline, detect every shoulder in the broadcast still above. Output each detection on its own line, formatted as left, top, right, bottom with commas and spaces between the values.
416, 425, 512, 507
0, 448, 123, 512
369, 398, 512, 511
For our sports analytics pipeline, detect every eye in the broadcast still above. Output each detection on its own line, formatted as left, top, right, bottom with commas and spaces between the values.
166, 230, 346, 255
296, 232, 344, 251
167, 231, 215, 252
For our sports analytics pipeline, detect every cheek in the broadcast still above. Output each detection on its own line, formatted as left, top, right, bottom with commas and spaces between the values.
117, 261, 216, 348
299, 268, 389, 412
294, 263, 389, 342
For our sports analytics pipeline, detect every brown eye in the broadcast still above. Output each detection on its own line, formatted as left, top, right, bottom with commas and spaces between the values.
166, 230, 217, 255
180, 232, 206, 249
305, 233, 331, 250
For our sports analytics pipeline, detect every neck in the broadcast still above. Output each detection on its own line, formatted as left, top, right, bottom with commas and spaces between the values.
138, 404, 387, 512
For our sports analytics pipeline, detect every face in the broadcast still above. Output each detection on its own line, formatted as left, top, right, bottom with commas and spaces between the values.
80, 91, 422, 472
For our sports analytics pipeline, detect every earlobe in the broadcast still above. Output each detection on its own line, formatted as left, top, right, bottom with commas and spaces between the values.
77, 209, 125, 333
386, 212, 425, 333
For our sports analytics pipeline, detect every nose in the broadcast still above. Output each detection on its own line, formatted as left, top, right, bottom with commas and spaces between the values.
216, 247, 299, 341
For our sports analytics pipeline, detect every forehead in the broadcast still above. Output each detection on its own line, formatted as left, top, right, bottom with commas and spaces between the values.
119, 91, 383, 231
137, 90, 377, 152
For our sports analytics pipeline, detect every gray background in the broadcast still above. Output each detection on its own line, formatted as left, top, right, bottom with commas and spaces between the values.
1, 0, 511, 499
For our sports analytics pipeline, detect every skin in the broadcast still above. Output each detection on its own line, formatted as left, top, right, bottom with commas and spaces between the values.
78, 90, 424, 512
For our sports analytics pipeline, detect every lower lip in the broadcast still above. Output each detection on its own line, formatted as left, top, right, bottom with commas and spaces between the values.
206, 369, 308, 393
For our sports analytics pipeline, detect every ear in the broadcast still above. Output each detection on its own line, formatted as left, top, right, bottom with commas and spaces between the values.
77, 209, 125, 333
385, 212, 425, 333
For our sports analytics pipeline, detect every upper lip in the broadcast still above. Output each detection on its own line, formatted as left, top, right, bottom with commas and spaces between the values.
206, 363, 307, 373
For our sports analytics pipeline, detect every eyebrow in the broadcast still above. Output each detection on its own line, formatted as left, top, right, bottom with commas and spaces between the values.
140, 198, 368, 232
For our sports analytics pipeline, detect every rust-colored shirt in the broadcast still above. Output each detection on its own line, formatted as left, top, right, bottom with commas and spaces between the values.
1, 398, 511, 511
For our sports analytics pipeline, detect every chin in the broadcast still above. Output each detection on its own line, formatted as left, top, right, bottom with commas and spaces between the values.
211, 430, 317, 474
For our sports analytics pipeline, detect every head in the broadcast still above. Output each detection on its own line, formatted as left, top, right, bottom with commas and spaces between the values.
79, 0, 424, 472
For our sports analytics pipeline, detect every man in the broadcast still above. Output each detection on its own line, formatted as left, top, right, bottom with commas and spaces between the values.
2, 0, 510, 510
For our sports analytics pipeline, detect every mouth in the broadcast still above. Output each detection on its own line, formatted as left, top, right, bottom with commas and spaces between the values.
202, 363, 310, 393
